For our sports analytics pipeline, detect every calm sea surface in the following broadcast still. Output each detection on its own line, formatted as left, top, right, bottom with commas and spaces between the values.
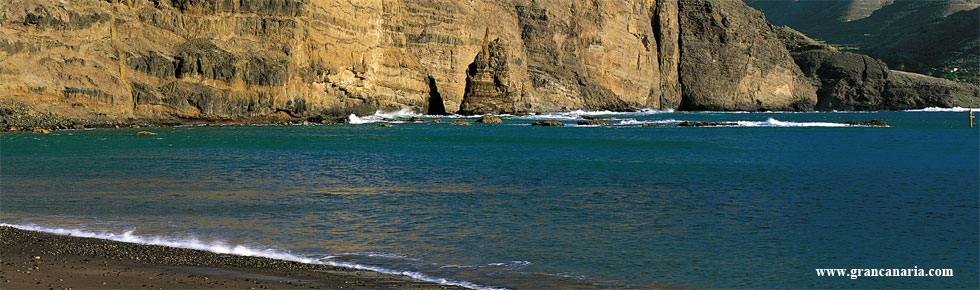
2, 111, 977, 289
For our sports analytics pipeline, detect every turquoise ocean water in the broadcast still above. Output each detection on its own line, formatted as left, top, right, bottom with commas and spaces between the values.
1, 110, 978, 289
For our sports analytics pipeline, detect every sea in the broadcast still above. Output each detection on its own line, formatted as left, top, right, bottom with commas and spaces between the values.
1, 109, 977, 289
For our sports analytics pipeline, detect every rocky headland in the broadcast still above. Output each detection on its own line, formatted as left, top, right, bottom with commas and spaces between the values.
0, 0, 977, 129
776, 26, 980, 111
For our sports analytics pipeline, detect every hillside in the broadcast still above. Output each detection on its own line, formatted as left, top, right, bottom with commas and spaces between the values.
745, 0, 980, 81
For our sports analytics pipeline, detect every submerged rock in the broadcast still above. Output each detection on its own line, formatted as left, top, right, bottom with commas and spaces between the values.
577, 121, 612, 126
844, 120, 889, 127
378, 123, 392, 127
582, 116, 612, 121
532, 120, 564, 127
476, 116, 503, 123
641, 123, 660, 127
677, 121, 737, 127
454, 120, 472, 126
135, 131, 157, 135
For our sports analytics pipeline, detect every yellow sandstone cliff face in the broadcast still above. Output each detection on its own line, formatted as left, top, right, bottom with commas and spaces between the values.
0, 0, 816, 126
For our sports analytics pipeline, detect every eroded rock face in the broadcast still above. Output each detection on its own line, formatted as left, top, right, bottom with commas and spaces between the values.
1, 0, 822, 127
458, 33, 514, 115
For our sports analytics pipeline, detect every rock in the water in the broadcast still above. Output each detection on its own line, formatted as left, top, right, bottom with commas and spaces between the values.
677, 121, 737, 127
641, 123, 660, 127
135, 131, 157, 135
407, 117, 424, 123
454, 120, 472, 126
577, 121, 612, 126
432, 119, 442, 123
844, 120, 889, 127
31, 127, 50, 134
378, 123, 392, 127
532, 120, 564, 127
582, 116, 612, 121
476, 116, 503, 123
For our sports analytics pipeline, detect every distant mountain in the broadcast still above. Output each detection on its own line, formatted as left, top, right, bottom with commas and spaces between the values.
745, 0, 979, 82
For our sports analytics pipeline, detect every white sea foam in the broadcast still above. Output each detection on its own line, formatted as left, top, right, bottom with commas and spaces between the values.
519, 109, 671, 120
905, 107, 979, 112
736, 118, 850, 127
349, 109, 422, 124
616, 118, 682, 125
348, 114, 371, 124
0, 223, 505, 290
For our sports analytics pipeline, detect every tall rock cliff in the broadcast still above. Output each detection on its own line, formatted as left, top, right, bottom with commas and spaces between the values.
677, 0, 815, 111
0, 0, 815, 127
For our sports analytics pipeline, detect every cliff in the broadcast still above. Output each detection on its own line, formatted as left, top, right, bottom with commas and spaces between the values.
0, 0, 818, 127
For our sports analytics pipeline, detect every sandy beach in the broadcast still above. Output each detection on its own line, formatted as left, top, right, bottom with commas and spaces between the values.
0, 226, 464, 289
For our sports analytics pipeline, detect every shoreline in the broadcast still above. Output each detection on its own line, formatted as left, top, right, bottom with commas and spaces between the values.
0, 226, 469, 289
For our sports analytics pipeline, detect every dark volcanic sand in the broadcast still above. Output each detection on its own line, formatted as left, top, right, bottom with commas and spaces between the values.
0, 226, 466, 289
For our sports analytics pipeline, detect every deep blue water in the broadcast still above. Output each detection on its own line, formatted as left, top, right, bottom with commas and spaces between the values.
1, 111, 977, 289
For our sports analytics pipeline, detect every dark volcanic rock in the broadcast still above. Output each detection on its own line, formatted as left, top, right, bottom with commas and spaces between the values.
677, 121, 737, 127
577, 120, 613, 126
475, 115, 502, 123
582, 116, 612, 120
531, 120, 564, 127
844, 120, 889, 127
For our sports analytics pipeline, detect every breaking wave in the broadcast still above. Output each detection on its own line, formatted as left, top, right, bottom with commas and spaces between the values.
0, 223, 504, 290
520, 109, 671, 120
905, 107, 978, 112
736, 118, 850, 127
348, 109, 422, 124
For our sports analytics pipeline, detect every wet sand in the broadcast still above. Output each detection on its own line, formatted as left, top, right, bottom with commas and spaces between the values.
0, 226, 465, 289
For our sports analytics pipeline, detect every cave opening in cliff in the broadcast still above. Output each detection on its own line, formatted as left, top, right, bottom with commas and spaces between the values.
426, 76, 447, 115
